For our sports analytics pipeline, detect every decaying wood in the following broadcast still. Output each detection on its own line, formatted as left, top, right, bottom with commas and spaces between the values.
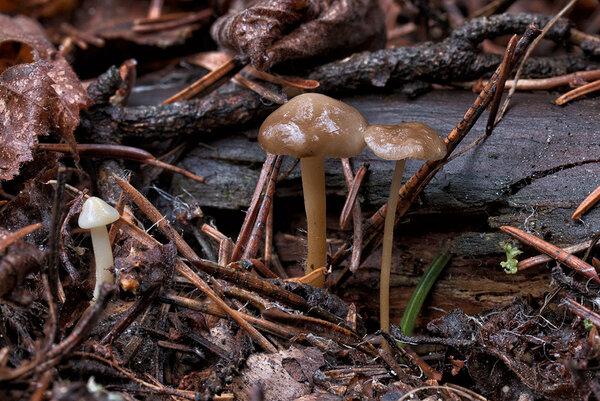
174, 89, 600, 246
309, 13, 594, 92
173, 89, 599, 325
80, 13, 600, 143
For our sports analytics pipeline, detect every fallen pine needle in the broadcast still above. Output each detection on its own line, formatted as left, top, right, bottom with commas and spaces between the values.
500, 225, 600, 284
572, 184, 600, 220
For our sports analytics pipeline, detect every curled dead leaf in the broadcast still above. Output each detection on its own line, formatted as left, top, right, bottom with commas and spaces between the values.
211, 0, 386, 70
0, 15, 90, 180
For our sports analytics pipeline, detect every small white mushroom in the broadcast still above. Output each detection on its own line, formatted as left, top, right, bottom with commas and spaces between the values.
78, 196, 120, 300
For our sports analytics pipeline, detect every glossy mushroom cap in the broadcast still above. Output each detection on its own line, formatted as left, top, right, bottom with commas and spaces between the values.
363, 122, 447, 161
258, 93, 368, 158
78, 197, 120, 229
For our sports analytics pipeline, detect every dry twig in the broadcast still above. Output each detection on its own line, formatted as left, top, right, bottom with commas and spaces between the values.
114, 176, 276, 352
501, 225, 600, 284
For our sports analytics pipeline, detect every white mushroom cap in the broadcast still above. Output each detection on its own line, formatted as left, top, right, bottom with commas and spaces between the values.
258, 93, 367, 159
363, 122, 447, 161
78, 197, 120, 229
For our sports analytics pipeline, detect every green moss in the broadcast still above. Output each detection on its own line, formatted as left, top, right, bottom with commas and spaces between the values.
499, 240, 522, 274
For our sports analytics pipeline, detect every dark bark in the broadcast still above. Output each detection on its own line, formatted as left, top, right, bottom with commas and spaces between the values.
309, 13, 583, 92
173, 89, 600, 323
174, 90, 600, 250
78, 13, 600, 142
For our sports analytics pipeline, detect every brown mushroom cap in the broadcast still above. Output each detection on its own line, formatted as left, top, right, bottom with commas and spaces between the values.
363, 122, 447, 161
258, 93, 367, 158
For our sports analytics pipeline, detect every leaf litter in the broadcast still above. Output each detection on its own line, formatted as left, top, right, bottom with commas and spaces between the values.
0, 14, 90, 180
0, 1, 600, 400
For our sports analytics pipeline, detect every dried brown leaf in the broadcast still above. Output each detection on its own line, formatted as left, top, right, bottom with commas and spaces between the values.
211, 0, 386, 71
233, 347, 325, 401
70, 0, 208, 48
0, 15, 90, 180
0, 0, 79, 18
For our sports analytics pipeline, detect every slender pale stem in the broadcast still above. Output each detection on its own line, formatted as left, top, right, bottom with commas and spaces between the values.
380, 159, 406, 333
90, 225, 114, 300
300, 156, 327, 279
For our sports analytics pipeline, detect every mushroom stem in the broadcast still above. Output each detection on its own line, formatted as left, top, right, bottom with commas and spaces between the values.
300, 156, 327, 279
90, 225, 114, 300
380, 158, 406, 333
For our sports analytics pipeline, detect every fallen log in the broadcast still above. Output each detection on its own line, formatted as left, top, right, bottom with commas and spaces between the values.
174, 89, 599, 326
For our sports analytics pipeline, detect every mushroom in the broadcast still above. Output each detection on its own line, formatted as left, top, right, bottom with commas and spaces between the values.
258, 93, 367, 280
78, 196, 120, 300
363, 122, 446, 332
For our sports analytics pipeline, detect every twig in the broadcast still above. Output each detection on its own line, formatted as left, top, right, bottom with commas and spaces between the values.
500, 225, 600, 284
189, 259, 308, 310
29, 370, 53, 401
162, 292, 295, 338
330, 24, 541, 268
382, 331, 442, 381
377, 346, 415, 384
264, 206, 274, 268
189, 51, 318, 98
73, 351, 179, 396
232, 154, 277, 262
563, 295, 600, 328
221, 282, 275, 311
497, 0, 578, 122
517, 239, 594, 270
339, 163, 368, 230
59, 23, 105, 48
0, 284, 116, 382
46, 165, 65, 325
132, 10, 212, 33
59, 192, 85, 282
201, 223, 228, 242
113, 176, 276, 353
218, 237, 234, 266
232, 74, 287, 104
100, 284, 161, 345
582, 232, 600, 264
331, 160, 366, 288
49, 284, 116, 359
237, 258, 278, 279
262, 307, 377, 356
111, 59, 137, 106
109, 174, 130, 244
486, 35, 517, 136
0, 223, 42, 252
161, 58, 244, 104
246, 68, 319, 90
573, 185, 600, 220
38, 143, 205, 183
397, 386, 487, 401
444, 35, 517, 164
463, 69, 600, 91
242, 156, 283, 259
40, 274, 59, 353
555, 78, 600, 105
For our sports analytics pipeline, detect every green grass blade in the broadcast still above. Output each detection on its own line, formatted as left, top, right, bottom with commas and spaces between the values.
399, 246, 452, 336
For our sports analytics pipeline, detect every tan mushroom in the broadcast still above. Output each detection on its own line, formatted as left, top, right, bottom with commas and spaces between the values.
259, 93, 367, 280
363, 122, 446, 333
